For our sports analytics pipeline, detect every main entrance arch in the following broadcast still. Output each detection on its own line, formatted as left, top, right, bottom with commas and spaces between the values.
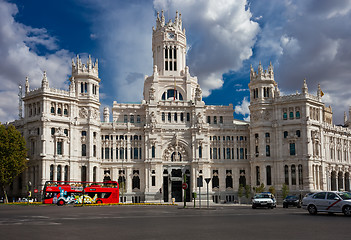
162, 139, 192, 202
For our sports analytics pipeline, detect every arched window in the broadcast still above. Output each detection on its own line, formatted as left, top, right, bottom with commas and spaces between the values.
50, 164, 54, 181
266, 166, 272, 185
64, 165, 69, 182
291, 165, 296, 185
81, 166, 87, 182
256, 166, 260, 186
171, 152, 182, 162
226, 170, 233, 188
93, 166, 97, 183
284, 165, 289, 185
57, 165, 61, 181
212, 170, 219, 188
132, 170, 140, 189
298, 164, 303, 185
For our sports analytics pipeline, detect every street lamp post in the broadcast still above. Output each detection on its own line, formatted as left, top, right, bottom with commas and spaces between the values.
27, 181, 32, 205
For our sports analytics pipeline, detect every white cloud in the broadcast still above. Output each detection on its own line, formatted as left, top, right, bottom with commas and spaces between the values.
0, 0, 73, 123
234, 96, 250, 117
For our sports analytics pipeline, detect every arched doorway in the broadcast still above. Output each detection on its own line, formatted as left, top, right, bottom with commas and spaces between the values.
331, 171, 337, 191
345, 172, 350, 191
338, 172, 344, 191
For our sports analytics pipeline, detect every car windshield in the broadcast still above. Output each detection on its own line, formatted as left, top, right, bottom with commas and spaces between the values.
338, 192, 351, 200
286, 196, 298, 200
255, 194, 270, 199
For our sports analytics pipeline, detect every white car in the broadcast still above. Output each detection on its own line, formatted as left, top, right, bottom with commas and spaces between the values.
302, 191, 351, 216
252, 192, 277, 209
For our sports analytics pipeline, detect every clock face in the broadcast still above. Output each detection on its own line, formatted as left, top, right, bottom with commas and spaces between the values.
167, 33, 175, 39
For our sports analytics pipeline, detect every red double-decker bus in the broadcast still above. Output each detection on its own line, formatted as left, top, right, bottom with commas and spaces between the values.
43, 181, 119, 205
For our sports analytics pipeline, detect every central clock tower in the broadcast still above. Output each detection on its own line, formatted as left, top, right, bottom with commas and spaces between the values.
152, 10, 187, 77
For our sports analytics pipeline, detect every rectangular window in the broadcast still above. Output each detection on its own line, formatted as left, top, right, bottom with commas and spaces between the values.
162, 112, 165, 122
152, 146, 155, 158
169, 61, 172, 70
165, 48, 168, 58
207, 116, 211, 124
296, 111, 300, 119
152, 176, 156, 186
130, 115, 134, 123
289, 111, 294, 119
290, 143, 296, 156
57, 142, 62, 155
174, 48, 177, 59
240, 148, 244, 159
283, 112, 287, 120
187, 113, 190, 121
220, 116, 223, 124
226, 148, 231, 159
213, 148, 217, 159
165, 61, 168, 71
137, 115, 141, 123
214, 116, 217, 124
169, 48, 172, 58
180, 113, 184, 122
266, 145, 270, 157
115, 147, 118, 159
134, 148, 138, 159
124, 115, 128, 123
93, 145, 96, 157
174, 61, 177, 71
82, 144, 87, 156
120, 148, 124, 159
168, 112, 171, 122
105, 148, 109, 159
199, 146, 202, 158
174, 113, 177, 122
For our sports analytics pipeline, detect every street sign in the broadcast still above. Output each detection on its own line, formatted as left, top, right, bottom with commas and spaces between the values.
34, 189, 38, 193
182, 183, 188, 190
205, 178, 211, 184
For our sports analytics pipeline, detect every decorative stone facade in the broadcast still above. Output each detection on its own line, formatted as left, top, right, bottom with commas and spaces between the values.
7, 12, 351, 203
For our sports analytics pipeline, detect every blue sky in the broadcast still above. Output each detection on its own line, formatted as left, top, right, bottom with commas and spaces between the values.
1, 0, 351, 124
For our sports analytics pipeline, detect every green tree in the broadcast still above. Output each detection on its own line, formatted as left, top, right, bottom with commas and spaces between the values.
244, 184, 251, 202
238, 184, 244, 204
268, 186, 276, 196
255, 183, 265, 193
0, 124, 27, 203
282, 183, 289, 199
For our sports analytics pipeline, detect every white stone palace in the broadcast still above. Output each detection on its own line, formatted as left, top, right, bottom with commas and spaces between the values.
8, 12, 351, 203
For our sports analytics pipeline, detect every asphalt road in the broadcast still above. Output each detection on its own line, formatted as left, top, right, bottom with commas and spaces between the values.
0, 204, 349, 240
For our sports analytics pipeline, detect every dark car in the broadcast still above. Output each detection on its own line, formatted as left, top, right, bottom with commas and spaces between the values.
283, 195, 301, 208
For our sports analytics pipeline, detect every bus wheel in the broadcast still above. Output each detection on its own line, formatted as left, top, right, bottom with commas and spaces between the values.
96, 200, 102, 204
57, 199, 65, 206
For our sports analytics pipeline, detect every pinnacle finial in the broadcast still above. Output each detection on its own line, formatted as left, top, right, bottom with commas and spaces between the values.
42, 71, 49, 89
25, 76, 29, 93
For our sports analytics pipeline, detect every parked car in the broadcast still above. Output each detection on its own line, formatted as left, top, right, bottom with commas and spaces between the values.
302, 191, 351, 216
252, 192, 276, 209
283, 195, 301, 208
